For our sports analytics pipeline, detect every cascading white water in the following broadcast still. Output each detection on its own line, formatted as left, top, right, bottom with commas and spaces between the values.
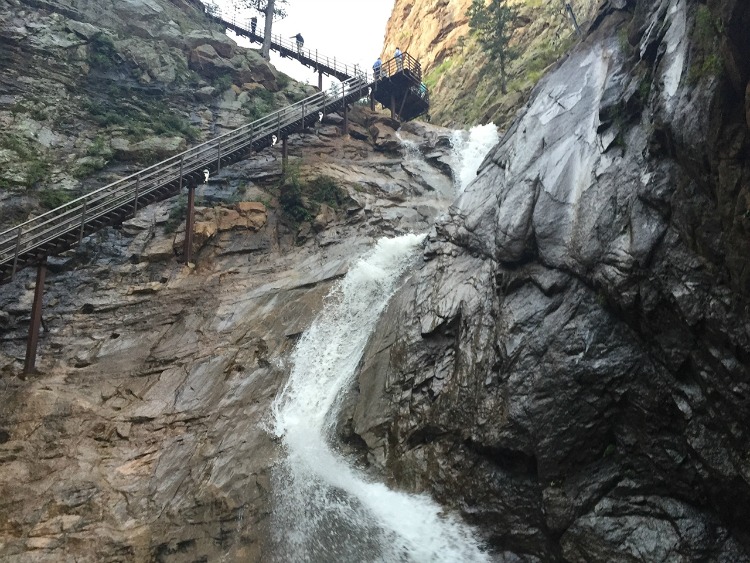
450, 124, 500, 192
396, 132, 422, 160
268, 122, 500, 562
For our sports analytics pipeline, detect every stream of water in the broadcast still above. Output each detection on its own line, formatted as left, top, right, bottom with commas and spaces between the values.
269, 124, 499, 562
451, 124, 500, 192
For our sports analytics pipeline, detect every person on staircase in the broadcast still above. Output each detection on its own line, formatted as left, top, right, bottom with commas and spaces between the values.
373, 57, 382, 80
395, 47, 403, 71
292, 33, 304, 53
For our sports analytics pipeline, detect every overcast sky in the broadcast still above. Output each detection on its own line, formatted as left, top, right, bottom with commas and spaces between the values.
212, 0, 395, 89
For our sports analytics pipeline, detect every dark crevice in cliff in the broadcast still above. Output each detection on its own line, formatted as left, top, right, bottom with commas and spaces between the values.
464, 438, 539, 480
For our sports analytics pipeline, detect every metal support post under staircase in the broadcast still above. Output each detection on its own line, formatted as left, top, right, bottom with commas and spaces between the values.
282, 136, 288, 174
342, 85, 348, 135
24, 258, 47, 375
184, 181, 196, 265
398, 92, 409, 121
134, 175, 141, 214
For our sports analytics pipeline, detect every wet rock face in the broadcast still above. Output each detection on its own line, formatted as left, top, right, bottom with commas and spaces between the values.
0, 116, 458, 561
0, 0, 295, 231
354, 0, 750, 559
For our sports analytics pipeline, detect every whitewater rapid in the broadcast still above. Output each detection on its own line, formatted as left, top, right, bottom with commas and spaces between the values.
268, 123, 499, 562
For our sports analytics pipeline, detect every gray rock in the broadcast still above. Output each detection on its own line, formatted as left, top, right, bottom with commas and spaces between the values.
351, 0, 750, 559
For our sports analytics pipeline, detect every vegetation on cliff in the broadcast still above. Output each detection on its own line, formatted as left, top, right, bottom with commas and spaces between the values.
0, 0, 308, 232
384, 0, 599, 128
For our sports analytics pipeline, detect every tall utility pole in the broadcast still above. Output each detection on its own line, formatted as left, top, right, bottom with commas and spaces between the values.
261, 0, 275, 60
240, 0, 287, 60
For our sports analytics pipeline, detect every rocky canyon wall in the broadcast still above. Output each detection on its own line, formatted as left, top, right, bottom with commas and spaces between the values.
0, 0, 467, 559
0, 0, 310, 231
383, 0, 600, 127
0, 106, 460, 560
2, 0, 750, 560
354, 0, 750, 559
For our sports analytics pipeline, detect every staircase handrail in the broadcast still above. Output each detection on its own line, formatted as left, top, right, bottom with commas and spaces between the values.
209, 10, 365, 81
0, 73, 372, 269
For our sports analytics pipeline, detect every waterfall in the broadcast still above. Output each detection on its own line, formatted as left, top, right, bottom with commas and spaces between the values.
396, 132, 422, 160
450, 124, 500, 192
267, 121, 501, 561
270, 234, 490, 562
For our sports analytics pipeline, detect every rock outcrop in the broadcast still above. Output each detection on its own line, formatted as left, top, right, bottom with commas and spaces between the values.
0, 109, 459, 561
0, 0, 305, 231
3, 0, 750, 560
355, 0, 750, 560
383, 0, 600, 127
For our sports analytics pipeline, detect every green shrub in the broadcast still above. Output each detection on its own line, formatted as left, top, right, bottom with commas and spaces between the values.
308, 176, 343, 208
73, 158, 106, 178
39, 188, 75, 210
278, 174, 309, 224
152, 111, 200, 141
688, 53, 723, 83
26, 160, 49, 186
1, 134, 29, 157
688, 5, 724, 82
277, 170, 344, 227
87, 136, 113, 158
247, 89, 277, 120
89, 34, 118, 69
83, 97, 198, 142
424, 58, 453, 90
164, 195, 187, 233
277, 74, 290, 89
213, 74, 233, 91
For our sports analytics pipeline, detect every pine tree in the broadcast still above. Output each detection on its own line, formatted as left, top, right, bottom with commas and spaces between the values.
467, 0, 520, 94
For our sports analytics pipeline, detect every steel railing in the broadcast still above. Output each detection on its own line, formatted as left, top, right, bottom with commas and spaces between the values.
0, 6, 429, 282
211, 10, 367, 81
208, 8, 424, 86
0, 74, 372, 278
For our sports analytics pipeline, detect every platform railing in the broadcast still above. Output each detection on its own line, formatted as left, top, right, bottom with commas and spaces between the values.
377, 52, 423, 83
209, 10, 368, 81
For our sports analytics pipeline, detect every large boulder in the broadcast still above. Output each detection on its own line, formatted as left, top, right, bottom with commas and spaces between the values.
110, 136, 186, 161
368, 122, 400, 152
353, 0, 750, 560
184, 29, 235, 58
188, 44, 235, 80
236, 201, 268, 231
114, 0, 164, 19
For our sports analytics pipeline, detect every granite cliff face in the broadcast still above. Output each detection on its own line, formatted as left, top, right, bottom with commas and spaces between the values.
0, 0, 309, 231
0, 0, 469, 560
383, 0, 600, 127
354, 0, 750, 559
2, 0, 750, 560
0, 108, 459, 560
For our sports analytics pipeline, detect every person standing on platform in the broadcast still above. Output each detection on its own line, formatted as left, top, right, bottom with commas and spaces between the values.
250, 16, 257, 36
293, 33, 304, 53
395, 47, 403, 71
373, 57, 382, 79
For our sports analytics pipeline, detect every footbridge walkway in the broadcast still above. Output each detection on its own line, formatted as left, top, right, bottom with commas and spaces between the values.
0, 12, 430, 373
207, 10, 430, 120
